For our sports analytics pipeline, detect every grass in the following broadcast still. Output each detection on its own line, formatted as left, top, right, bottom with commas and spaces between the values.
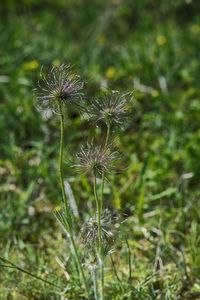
0, 0, 200, 299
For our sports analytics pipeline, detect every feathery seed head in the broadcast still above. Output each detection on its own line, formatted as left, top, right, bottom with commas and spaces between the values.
35, 64, 84, 114
87, 90, 134, 127
81, 209, 120, 257
73, 142, 119, 177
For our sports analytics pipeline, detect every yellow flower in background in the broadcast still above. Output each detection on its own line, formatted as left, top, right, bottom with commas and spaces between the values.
105, 67, 116, 79
156, 35, 167, 46
23, 60, 39, 70
97, 34, 106, 45
52, 59, 61, 67
151, 89, 159, 98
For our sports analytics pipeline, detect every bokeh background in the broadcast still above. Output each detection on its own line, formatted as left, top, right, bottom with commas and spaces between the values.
0, 0, 200, 299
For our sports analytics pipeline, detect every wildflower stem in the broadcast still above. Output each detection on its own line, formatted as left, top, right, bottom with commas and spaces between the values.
69, 235, 91, 299
58, 101, 71, 223
96, 124, 111, 300
105, 123, 110, 148
58, 101, 90, 299
125, 238, 132, 283
93, 174, 101, 254
93, 174, 103, 300
101, 123, 111, 209
92, 268, 99, 300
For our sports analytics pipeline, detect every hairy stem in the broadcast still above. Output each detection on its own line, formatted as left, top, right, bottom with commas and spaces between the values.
58, 102, 90, 299
99, 124, 111, 298
93, 174, 103, 300
92, 268, 98, 300
125, 238, 132, 284
69, 235, 90, 299
100, 124, 111, 210
93, 175, 101, 255
105, 123, 110, 148
58, 101, 71, 223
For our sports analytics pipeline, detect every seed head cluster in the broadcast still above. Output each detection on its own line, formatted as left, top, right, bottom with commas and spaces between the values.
87, 90, 133, 127
35, 63, 133, 296
36, 64, 84, 114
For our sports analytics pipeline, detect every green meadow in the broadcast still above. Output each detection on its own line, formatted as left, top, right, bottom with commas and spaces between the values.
0, 1, 200, 299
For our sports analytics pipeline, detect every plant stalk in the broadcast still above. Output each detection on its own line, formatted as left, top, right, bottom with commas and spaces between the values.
125, 238, 132, 284
58, 101, 90, 299
93, 125, 111, 300
92, 268, 98, 300
58, 102, 71, 224
105, 123, 110, 148
93, 174, 103, 300
99, 124, 111, 298
100, 124, 111, 210
69, 235, 90, 299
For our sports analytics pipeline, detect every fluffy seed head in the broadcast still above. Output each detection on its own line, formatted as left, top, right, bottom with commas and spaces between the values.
87, 90, 134, 127
81, 209, 120, 257
35, 64, 84, 114
73, 142, 119, 177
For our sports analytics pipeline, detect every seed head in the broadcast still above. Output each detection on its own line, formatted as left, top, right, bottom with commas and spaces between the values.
81, 209, 120, 257
86, 90, 134, 127
35, 64, 84, 114
73, 142, 119, 177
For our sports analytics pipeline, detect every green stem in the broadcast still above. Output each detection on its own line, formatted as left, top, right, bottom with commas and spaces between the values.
100, 124, 111, 210
98, 124, 111, 300
125, 238, 132, 284
93, 174, 103, 300
69, 235, 90, 299
58, 102, 71, 224
58, 102, 90, 299
92, 268, 98, 300
93, 175, 101, 255
105, 123, 110, 148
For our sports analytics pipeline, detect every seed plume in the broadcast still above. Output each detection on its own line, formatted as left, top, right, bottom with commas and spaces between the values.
35, 64, 84, 114
81, 209, 120, 256
87, 90, 134, 127
73, 142, 119, 177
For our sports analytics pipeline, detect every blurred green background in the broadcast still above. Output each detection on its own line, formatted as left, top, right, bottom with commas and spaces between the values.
0, 0, 200, 299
